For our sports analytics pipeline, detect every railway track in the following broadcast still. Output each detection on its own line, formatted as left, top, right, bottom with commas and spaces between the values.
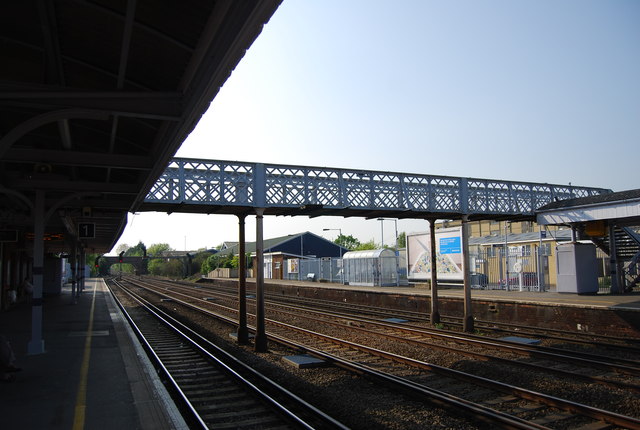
267, 319, 640, 430
126, 278, 640, 389
107, 278, 348, 430
142, 283, 640, 366
262, 303, 640, 390
193, 279, 640, 353
119, 276, 640, 429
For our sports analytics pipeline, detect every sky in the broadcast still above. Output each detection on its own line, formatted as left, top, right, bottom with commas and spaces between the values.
110, 0, 639, 255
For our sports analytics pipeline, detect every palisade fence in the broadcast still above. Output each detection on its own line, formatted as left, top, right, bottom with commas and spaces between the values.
283, 257, 344, 283
468, 248, 548, 291
271, 247, 613, 292
281, 255, 409, 286
469, 247, 610, 293
280, 250, 549, 291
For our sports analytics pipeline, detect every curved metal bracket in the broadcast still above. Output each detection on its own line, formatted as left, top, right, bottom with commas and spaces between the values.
0, 109, 110, 158
0, 186, 34, 211
45, 192, 100, 225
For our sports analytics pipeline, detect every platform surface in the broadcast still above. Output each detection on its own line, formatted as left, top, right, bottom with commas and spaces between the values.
257, 278, 640, 311
0, 279, 186, 430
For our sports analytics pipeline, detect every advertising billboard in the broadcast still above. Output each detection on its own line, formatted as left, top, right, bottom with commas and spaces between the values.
406, 227, 464, 281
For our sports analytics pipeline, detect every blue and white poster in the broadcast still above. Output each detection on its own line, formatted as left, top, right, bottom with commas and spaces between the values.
439, 236, 461, 254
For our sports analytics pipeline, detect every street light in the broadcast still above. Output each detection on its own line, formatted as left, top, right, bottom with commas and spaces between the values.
323, 228, 343, 284
377, 218, 400, 286
322, 228, 342, 257
377, 218, 398, 249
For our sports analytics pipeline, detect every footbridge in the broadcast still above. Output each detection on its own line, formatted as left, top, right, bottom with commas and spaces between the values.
140, 158, 610, 219
139, 158, 612, 342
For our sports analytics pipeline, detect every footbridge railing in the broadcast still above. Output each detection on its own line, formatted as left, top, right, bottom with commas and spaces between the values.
141, 158, 610, 219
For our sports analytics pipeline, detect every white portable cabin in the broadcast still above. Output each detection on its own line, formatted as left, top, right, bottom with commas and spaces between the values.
342, 248, 402, 287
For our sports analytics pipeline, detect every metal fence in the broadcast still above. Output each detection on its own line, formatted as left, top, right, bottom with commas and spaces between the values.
468, 247, 549, 291
282, 255, 408, 286
278, 248, 630, 293
469, 246, 625, 293
284, 257, 344, 283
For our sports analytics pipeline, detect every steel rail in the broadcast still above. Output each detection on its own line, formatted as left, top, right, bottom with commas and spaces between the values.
119, 279, 549, 429
266, 289, 640, 351
109, 280, 209, 429
193, 278, 640, 351
123, 277, 640, 429
108, 279, 348, 430
265, 319, 640, 430
258, 303, 640, 393
263, 300, 640, 375
131, 278, 640, 391
153, 279, 640, 371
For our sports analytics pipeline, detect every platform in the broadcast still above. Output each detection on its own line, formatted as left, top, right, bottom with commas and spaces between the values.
0, 279, 186, 430
257, 278, 640, 311
2, 277, 639, 430
203, 277, 640, 337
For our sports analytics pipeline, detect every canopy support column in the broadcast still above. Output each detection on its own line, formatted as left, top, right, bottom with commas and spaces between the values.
70, 242, 77, 303
28, 190, 46, 355
608, 222, 622, 294
79, 247, 86, 295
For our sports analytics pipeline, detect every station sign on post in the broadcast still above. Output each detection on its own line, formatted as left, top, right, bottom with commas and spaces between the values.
78, 222, 95, 239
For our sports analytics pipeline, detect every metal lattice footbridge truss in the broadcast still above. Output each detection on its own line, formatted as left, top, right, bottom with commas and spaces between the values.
141, 158, 611, 220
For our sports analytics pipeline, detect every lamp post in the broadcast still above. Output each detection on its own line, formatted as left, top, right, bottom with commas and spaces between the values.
323, 228, 343, 283
377, 218, 400, 286
322, 228, 342, 254
377, 218, 398, 249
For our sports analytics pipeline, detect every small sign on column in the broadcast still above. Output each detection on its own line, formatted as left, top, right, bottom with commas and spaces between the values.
78, 223, 95, 239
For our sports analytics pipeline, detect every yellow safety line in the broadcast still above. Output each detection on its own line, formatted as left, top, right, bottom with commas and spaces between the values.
72, 282, 97, 430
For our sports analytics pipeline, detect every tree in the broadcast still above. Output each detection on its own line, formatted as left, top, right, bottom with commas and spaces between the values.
355, 239, 378, 250
147, 243, 175, 277
148, 258, 164, 276
115, 243, 130, 255
147, 243, 171, 257
192, 251, 214, 275
334, 234, 360, 251
164, 259, 184, 278
201, 252, 241, 275
126, 241, 147, 257
86, 252, 102, 276
397, 232, 406, 248
148, 258, 184, 278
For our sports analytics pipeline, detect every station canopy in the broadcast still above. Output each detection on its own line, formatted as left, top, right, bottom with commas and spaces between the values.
0, 1, 282, 253
536, 189, 640, 228
536, 189, 640, 261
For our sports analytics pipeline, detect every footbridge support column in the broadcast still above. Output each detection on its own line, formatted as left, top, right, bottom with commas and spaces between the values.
254, 208, 268, 352
462, 215, 474, 332
237, 214, 249, 344
429, 219, 440, 325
